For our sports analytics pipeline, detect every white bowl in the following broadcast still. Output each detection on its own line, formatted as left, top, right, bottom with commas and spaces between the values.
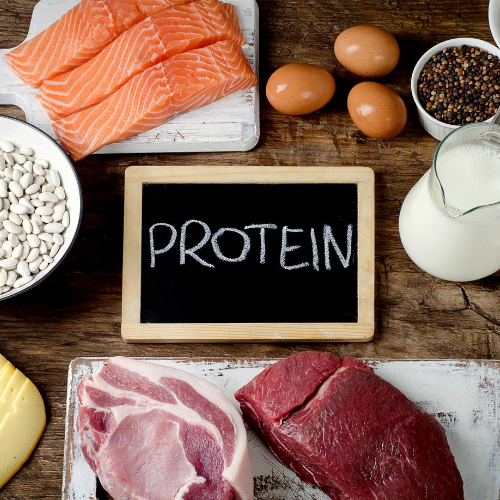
0, 115, 82, 300
411, 38, 500, 141
489, 0, 500, 49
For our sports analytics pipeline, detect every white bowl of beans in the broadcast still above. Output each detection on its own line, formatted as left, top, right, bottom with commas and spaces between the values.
0, 115, 82, 300
411, 37, 500, 141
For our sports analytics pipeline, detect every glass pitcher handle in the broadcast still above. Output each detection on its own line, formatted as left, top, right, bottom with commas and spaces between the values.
481, 107, 500, 142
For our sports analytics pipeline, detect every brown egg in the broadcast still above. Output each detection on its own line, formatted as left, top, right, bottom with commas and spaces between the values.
347, 82, 407, 140
266, 63, 336, 115
334, 25, 400, 78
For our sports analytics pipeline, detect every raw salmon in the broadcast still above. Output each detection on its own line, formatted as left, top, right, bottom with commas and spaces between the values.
52, 40, 256, 160
38, 0, 245, 120
4, 0, 191, 87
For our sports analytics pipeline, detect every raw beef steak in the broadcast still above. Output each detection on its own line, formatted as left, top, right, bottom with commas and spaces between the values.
78, 357, 253, 500
235, 351, 464, 500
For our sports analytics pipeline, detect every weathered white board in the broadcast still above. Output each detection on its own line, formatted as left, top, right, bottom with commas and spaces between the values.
63, 357, 500, 500
0, 0, 259, 155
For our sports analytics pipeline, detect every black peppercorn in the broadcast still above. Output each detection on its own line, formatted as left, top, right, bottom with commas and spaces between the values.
417, 45, 500, 125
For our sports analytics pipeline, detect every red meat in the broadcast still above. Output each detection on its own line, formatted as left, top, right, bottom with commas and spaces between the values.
235, 351, 464, 500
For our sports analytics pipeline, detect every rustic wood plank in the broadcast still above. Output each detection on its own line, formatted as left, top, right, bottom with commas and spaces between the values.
0, 0, 499, 497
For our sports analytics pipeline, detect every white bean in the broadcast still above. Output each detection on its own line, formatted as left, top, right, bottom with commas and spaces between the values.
0, 141, 14, 153
6, 270, 17, 286
34, 175, 45, 185
39, 240, 47, 255
13, 276, 32, 288
20, 147, 33, 156
38, 192, 58, 203
42, 254, 53, 263
8, 212, 22, 225
3, 153, 14, 166
31, 220, 41, 235
3, 220, 21, 234
9, 181, 23, 198
12, 153, 26, 165
12, 169, 22, 183
0, 228, 7, 240
0, 209, 6, 223
0, 268, 6, 287
0, 156, 4, 170
50, 169, 60, 187
33, 163, 44, 176
25, 183, 40, 195
0, 258, 18, 270
52, 204, 65, 221
0, 249, 4, 259
12, 244, 22, 259
49, 243, 60, 258
21, 241, 29, 260
28, 256, 43, 273
19, 172, 33, 189
42, 183, 55, 193
31, 199, 44, 208
16, 260, 30, 277
26, 248, 40, 263
39, 260, 49, 271
18, 231, 26, 242
0, 180, 6, 198
54, 186, 65, 200
62, 211, 69, 228
41, 215, 53, 224
23, 161, 33, 173
10, 203, 28, 215
44, 222, 64, 233
22, 219, 32, 234
53, 233, 64, 246
35, 206, 53, 216
8, 192, 18, 205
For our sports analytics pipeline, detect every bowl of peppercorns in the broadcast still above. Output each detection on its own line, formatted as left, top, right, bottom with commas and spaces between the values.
411, 38, 500, 140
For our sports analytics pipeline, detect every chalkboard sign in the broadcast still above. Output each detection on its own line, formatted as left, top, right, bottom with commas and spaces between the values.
122, 166, 374, 342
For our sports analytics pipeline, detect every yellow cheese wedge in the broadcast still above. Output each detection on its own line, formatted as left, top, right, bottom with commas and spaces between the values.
0, 354, 46, 489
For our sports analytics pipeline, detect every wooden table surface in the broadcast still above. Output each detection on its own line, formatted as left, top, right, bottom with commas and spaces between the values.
1, 0, 499, 497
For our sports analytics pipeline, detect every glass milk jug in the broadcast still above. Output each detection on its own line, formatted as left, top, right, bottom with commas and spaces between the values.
399, 122, 500, 282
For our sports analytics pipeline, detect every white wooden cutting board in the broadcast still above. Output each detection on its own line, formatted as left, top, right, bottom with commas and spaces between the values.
0, 0, 259, 155
63, 357, 500, 500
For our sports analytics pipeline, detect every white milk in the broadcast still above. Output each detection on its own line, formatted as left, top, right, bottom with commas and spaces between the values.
399, 144, 500, 282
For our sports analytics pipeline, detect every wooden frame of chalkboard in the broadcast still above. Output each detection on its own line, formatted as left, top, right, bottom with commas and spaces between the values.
122, 166, 374, 343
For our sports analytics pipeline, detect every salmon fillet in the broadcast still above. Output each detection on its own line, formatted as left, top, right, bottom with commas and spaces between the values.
38, 0, 245, 120
52, 40, 257, 160
4, 0, 192, 87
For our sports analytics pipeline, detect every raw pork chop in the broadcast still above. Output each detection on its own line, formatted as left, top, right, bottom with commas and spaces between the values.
78, 357, 253, 500
235, 351, 464, 500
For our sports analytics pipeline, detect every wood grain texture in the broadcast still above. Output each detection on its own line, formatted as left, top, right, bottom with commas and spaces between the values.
122, 166, 374, 342
0, 0, 499, 497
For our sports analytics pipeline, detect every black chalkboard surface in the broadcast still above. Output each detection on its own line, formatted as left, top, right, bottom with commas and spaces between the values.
122, 166, 374, 342
142, 183, 357, 323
